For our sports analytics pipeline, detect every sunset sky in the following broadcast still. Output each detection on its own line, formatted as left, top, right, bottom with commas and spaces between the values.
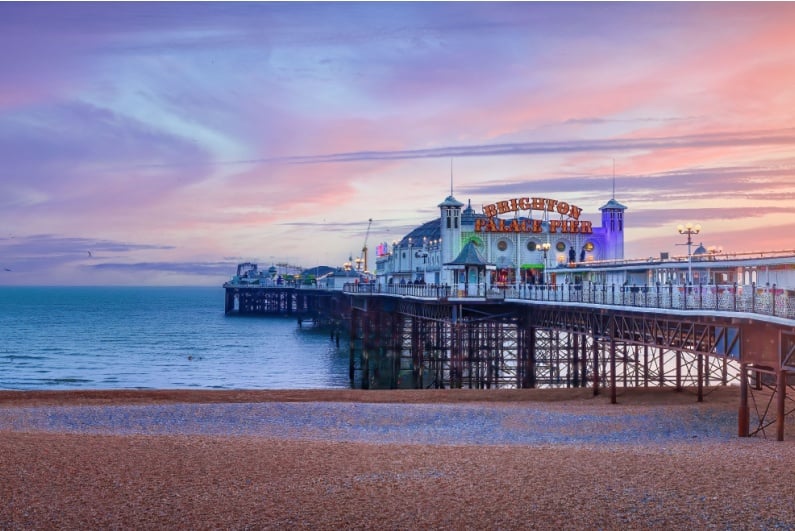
2, 2, 794, 285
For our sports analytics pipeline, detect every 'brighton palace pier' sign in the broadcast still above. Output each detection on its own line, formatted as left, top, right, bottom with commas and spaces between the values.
476, 196, 593, 234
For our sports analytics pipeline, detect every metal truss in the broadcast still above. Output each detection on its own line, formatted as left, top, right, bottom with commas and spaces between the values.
344, 294, 793, 439
742, 365, 795, 439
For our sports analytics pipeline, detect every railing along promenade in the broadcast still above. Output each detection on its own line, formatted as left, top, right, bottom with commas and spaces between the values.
577, 248, 795, 268
344, 281, 795, 322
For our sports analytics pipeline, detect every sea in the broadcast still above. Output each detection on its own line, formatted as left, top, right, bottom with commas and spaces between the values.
0, 286, 351, 390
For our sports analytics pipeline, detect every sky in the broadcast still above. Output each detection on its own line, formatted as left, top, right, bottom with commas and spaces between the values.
1, 2, 795, 286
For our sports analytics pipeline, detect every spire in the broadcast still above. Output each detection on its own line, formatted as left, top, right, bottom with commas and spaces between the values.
450, 158, 454, 196
438, 158, 463, 208
612, 158, 616, 199
601, 158, 627, 212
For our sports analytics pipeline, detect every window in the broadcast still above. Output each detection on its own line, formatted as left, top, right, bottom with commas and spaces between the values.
497, 240, 508, 251
556, 241, 566, 252
527, 241, 537, 251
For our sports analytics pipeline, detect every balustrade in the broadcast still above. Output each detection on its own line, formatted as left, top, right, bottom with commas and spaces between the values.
342, 281, 795, 320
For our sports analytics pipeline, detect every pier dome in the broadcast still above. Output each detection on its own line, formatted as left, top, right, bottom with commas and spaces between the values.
398, 219, 440, 246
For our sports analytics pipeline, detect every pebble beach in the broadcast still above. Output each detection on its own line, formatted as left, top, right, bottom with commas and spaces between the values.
1, 387, 794, 529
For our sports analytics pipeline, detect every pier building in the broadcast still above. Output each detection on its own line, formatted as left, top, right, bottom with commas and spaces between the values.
375, 191, 795, 293
376, 191, 627, 290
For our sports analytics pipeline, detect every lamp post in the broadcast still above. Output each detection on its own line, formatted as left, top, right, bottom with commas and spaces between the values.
415, 249, 428, 283
407, 237, 413, 282
540, 242, 551, 284
515, 229, 520, 290
677, 223, 701, 284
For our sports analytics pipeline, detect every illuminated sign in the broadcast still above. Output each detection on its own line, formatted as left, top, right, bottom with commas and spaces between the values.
476, 196, 593, 234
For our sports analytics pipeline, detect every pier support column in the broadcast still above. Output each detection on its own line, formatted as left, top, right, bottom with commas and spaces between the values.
738, 363, 749, 437
391, 312, 402, 389
411, 317, 425, 389
580, 333, 587, 388
524, 325, 537, 389
675, 349, 683, 392
450, 305, 463, 389
361, 311, 369, 390
697, 353, 704, 402
349, 309, 356, 383
572, 333, 580, 388
224, 289, 235, 314
592, 336, 600, 396
777, 369, 787, 442
610, 334, 617, 404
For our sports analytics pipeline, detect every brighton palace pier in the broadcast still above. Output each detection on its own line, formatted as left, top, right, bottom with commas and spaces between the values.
225, 191, 795, 440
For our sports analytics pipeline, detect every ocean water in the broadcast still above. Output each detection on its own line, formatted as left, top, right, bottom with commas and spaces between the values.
0, 287, 350, 390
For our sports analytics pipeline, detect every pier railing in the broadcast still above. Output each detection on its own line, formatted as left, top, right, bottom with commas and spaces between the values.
344, 283, 455, 299
344, 282, 795, 321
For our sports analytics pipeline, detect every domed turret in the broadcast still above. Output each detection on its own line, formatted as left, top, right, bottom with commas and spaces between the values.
439, 194, 464, 284
598, 197, 627, 261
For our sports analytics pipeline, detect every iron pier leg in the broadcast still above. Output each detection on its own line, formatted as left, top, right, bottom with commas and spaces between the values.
622, 343, 628, 388
676, 349, 683, 392
527, 325, 536, 389
697, 353, 704, 402
592, 337, 600, 396
738, 363, 749, 437
349, 310, 357, 385
610, 334, 617, 404
777, 369, 787, 442
361, 312, 369, 390
572, 333, 580, 388
580, 333, 587, 388
411, 317, 424, 389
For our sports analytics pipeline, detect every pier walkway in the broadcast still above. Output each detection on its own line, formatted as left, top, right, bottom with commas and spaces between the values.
344, 281, 795, 323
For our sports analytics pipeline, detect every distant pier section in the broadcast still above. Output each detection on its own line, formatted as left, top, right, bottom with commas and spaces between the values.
223, 262, 350, 326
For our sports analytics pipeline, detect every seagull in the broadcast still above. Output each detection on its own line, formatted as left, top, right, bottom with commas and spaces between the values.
3, 268, 11, 272
87, 250, 93, 257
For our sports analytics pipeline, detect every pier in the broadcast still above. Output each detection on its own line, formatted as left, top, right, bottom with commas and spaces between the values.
224, 280, 795, 440
222, 189, 795, 440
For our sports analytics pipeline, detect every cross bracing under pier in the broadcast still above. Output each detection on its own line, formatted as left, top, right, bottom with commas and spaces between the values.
344, 293, 792, 439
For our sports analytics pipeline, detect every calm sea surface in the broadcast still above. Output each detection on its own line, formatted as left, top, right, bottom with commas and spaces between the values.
0, 287, 350, 390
